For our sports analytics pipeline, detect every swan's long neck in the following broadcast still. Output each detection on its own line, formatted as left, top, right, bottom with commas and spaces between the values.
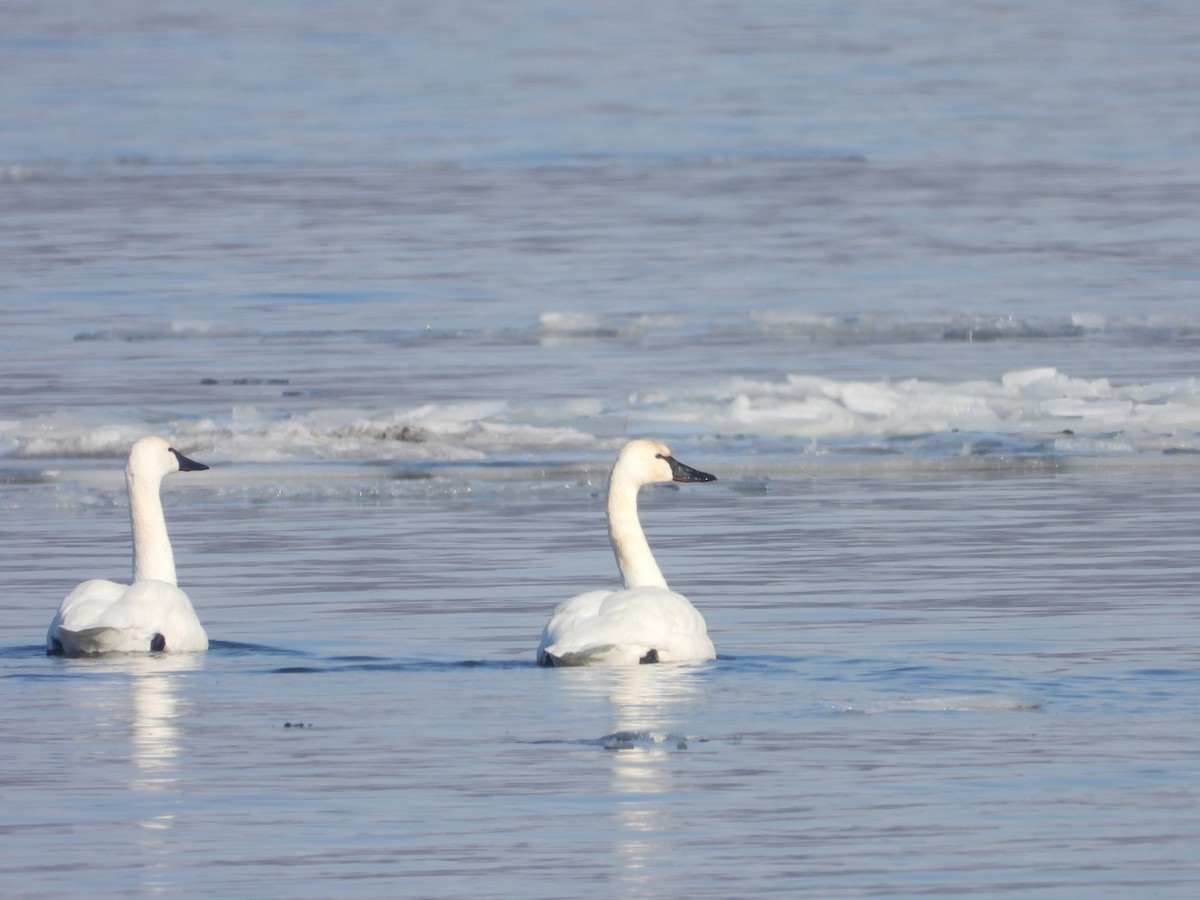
607, 475, 668, 590
128, 469, 177, 585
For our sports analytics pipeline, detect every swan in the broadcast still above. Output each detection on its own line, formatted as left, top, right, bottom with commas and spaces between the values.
537, 439, 717, 667
47, 436, 210, 656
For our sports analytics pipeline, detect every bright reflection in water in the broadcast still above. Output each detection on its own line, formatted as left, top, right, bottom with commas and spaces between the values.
127, 655, 194, 811
124, 655, 195, 895
594, 665, 705, 890
62, 654, 201, 842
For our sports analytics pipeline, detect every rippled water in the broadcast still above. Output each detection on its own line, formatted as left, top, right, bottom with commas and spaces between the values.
3, 0, 1200, 895
4, 471, 1200, 895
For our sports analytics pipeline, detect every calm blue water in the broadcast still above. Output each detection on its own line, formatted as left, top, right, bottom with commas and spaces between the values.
3, 1, 1200, 895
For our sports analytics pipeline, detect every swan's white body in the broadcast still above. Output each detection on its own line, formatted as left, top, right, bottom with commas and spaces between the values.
47, 436, 210, 656
537, 439, 717, 667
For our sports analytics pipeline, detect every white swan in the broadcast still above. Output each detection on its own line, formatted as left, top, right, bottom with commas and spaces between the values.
537, 439, 717, 667
47, 436, 210, 656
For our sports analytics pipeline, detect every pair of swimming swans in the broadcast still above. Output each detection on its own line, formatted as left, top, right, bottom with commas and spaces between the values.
47, 436, 718, 667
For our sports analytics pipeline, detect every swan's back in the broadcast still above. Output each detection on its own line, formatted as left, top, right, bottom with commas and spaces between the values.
49, 579, 208, 655
537, 586, 715, 667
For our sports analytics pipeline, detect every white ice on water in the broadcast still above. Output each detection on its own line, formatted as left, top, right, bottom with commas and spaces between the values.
4, 367, 1199, 466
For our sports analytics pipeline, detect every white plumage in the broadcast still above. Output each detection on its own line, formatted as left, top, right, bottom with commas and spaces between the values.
47, 436, 210, 655
537, 439, 717, 667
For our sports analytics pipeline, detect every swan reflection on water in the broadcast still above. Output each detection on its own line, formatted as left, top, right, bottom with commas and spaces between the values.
561, 662, 710, 890
128, 655, 193, 795
605, 662, 703, 735
61, 653, 200, 819
58, 652, 203, 896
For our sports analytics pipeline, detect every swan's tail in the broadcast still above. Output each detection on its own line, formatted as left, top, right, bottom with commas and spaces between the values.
538, 644, 658, 667
50, 626, 159, 655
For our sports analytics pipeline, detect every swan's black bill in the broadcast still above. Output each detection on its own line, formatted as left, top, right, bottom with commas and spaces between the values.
170, 448, 209, 472
665, 456, 716, 484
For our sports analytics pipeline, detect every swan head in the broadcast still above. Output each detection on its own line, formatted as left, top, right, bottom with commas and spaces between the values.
126, 436, 209, 484
613, 439, 716, 489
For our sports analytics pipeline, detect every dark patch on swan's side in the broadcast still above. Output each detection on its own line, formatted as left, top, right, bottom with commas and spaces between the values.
639, 649, 659, 664
537, 651, 556, 668
48, 638, 64, 656
150, 633, 166, 652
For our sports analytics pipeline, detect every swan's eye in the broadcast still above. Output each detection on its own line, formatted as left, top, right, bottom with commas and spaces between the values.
655, 453, 665, 460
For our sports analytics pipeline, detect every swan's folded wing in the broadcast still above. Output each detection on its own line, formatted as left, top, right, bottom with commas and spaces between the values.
109, 580, 209, 652
55, 579, 128, 629
51, 580, 158, 654
601, 587, 714, 662
599, 587, 710, 636
537, 590, 635, 665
